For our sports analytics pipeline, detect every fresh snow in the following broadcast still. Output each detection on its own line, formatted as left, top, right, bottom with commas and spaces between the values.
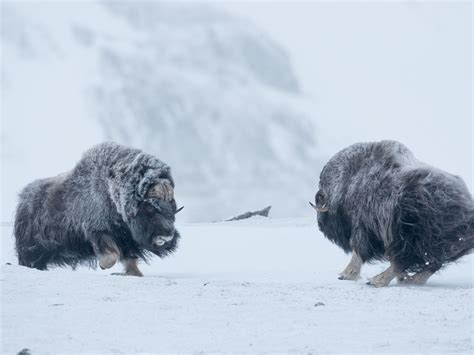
1, 217, 473, 354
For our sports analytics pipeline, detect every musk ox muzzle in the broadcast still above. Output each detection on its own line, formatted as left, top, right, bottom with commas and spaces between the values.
14, 142, 183, 276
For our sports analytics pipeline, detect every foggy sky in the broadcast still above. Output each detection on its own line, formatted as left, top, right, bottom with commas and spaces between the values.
222, 1, 472, 188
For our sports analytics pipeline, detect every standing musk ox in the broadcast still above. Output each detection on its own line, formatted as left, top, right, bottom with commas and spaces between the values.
14, 142, 183, 276
311, 140, 473, 287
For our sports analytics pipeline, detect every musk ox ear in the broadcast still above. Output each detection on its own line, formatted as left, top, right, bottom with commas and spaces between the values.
146, 179, 174, 201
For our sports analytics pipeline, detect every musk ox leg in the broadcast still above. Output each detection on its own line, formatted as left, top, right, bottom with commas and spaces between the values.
123, 258, 144, 277
397, 270, 435, 285
367, 263, 398, 287
17, 248, 51, 270
99, 251, 119, 270
19, 256, 49, 271
338, 251, 363, 280
87, 233, 120, 270
111, 258, 143, 277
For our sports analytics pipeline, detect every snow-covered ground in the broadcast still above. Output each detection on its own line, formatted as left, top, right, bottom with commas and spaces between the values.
1, 217, 473, 354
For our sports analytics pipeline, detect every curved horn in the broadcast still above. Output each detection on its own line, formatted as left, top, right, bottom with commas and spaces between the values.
146, 179, 174, 201
175, 206, 184, 214
317, 203, 329, 213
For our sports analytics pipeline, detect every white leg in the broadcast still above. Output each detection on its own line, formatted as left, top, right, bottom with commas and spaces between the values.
367, 263, 397, 287
397, 270, 434, 285
123, 258, 144, 277
99, 250, 119, 270
338, 251, 363, 280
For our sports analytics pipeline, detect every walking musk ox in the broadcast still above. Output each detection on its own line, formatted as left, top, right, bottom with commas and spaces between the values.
14, 142, 183, 276
311, 140, 473, 287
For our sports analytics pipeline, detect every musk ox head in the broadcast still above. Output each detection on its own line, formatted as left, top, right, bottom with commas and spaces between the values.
310, 141, 416, 218
108, 152, 183, 255
309, 145, 350, 216
309, 189, 329, 213
128, 179, 183, 255
309, 157, 346, 236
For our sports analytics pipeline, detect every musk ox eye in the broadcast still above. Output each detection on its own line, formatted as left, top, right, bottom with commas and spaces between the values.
145, 203, 157, 213
310, 190, 329, 213
142, 199, 163, 214
314, 190, 329, 213
316, 190, 325, 205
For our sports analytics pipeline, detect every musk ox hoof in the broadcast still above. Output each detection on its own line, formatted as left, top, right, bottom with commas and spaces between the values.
337, 252, 363, 281
338, 271, 361, 281
111, 270, 144, 277
396, 272, 410, 284
367, 275, 392, 288
125, 269, 144, 277
366, 264, 398, 287
123, 258, 144, 277
366, 279, 389, 288
99, 252, 119, 270
396, 270, 434, 285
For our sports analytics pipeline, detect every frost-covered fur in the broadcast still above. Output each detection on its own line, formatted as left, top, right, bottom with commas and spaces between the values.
14, 142, 181, 272
315, 140, 473, 284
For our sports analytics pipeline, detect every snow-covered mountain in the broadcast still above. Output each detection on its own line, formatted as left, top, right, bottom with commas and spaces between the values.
1, 1, 322, 222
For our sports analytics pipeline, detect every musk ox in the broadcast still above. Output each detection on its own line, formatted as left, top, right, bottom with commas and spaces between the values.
311, 140, 473, 287
14, 142, 183, 276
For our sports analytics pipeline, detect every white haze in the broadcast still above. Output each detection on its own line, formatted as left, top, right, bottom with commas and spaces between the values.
1, 1, 321, 223
1, 1, 472, 223
223, 1, 472, 188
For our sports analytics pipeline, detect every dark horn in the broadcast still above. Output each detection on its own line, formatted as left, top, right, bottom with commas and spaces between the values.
309, 201, 317, 210
175, 206, 184, 214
